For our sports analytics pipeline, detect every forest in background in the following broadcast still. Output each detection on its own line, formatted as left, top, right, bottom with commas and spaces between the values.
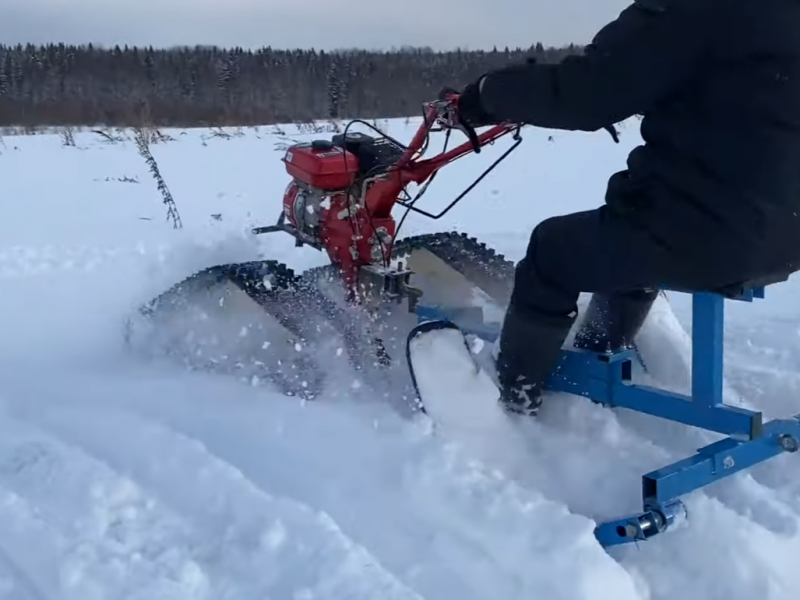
0, 43, 582, 128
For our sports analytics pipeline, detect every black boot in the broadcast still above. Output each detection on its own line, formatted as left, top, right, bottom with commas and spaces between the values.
573, 289, 658, 353
495, 304, 576, 416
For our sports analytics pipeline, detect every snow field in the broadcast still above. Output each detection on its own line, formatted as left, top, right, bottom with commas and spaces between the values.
0, 118, 798, 599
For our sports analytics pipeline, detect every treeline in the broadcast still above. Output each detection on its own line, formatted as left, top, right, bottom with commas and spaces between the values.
0, 43, 582, 128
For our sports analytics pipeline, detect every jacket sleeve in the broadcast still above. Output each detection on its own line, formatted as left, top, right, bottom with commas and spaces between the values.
478, 0, 712, 131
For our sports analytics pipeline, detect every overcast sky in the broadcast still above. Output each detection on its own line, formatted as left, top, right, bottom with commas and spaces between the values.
1, 0, 632, 51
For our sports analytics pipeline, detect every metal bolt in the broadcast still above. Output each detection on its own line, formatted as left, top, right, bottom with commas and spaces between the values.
779, 434, 799, 453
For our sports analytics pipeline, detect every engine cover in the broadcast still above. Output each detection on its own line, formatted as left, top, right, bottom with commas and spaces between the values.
282, 180, 331, 240
283, 140, 359, 191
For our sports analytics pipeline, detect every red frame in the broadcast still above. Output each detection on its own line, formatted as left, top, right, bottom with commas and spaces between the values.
314, 98, 519, 294
368, 103, 517, 220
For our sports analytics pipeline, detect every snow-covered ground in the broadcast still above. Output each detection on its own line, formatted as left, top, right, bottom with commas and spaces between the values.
1, 118, 799, 600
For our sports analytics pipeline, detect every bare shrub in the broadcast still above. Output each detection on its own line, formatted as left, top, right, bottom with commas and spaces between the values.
133, 125, 183, 229
60, 127, 76, 147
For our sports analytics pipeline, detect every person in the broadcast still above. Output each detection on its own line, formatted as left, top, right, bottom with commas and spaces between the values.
450, 0, 800, 416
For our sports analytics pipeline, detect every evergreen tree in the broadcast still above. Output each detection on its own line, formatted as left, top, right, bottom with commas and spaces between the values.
0, 42, 581, 127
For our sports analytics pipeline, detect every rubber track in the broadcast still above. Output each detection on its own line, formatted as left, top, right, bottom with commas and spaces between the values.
137, 232, 514, 395
142, 232, 516, 340
141, 260, 306, 338
141, 258, 370, 370
142, 260, 300, 314
299, 231, 516, 307
390, 231, 516, 307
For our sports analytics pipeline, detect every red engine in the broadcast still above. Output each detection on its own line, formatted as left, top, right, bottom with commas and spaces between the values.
281, 137, 397, 283
281, 140, 359, 243
283, 140, 359, 191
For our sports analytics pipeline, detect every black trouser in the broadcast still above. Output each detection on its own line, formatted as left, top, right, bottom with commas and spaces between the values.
495, 207, 728, 398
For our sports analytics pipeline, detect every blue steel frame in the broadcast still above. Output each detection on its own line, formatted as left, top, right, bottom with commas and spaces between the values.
414, 285, 800, 548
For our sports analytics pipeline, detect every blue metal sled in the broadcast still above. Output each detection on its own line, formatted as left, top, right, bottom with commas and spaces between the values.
414, 277, 800, 548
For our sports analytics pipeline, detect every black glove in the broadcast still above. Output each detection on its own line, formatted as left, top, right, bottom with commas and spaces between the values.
438, 80, 495, 128
456, 56, 538, 128
455, 77, 496, 128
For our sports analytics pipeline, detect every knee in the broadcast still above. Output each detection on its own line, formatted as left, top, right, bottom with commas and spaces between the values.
519, 216, 563, 279
512, 216, 579, 312
524, 215, 566, 259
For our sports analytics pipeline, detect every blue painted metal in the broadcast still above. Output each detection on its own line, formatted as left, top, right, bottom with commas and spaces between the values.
692, 293, 725, 406
414, 284, 800, 549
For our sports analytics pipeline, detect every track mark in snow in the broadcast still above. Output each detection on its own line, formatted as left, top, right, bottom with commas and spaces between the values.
0, 539, 46, 600
0, 488, 57, 600
89, 374, 643, 600
402, 442, 638, 600
0, 410, 208, 600
22, 403, 424, 600
6, 355, 800, 600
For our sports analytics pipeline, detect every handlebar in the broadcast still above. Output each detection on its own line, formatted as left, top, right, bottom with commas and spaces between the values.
429, 90, 619, 148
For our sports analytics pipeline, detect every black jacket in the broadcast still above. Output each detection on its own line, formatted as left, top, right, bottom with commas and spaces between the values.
478, 0, 800, 279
